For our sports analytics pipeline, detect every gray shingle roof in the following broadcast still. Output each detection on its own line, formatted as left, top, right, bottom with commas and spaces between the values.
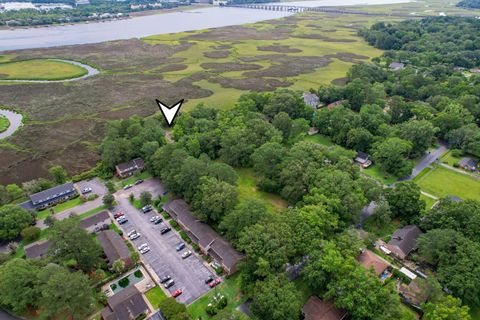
97, 230, 131, 264
79, 210, 110, 229
24, 239, 52, 259
29, 182, 76, 205
116, 158, 145, 174
388, 225, 422, 258
102, 286, 149, 320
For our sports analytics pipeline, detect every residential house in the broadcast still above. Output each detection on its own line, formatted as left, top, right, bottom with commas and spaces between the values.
327, 100, 344, 111
115, 158, 145, 178
459, 157, 478, 171
302, 296, 347, 320
399, 280, 427, 307
24, 239, 52, 259
389, 62, 405, 70
163, 199, 243, 274
357, 249, 390, 277
101, 286, 150, 320
386, 225, 422, 260
80, 210, 111, 233
303, 92, 320, 109
354, 151, 372, 168
20, 182, 77, 210
97, 230, 132, 267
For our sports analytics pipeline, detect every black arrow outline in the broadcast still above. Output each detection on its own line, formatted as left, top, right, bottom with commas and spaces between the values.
155, 99, 184, 127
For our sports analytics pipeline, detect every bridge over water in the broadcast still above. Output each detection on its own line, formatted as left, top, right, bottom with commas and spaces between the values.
226, 3, 426, 17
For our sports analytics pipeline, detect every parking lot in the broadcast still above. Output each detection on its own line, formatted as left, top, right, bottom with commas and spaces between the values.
114, 179, 214, 304
75, 178, 108, 197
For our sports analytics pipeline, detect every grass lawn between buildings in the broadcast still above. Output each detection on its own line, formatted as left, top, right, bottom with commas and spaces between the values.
145, 286, 168, 309
187, 273, 244, 319
0, 115, 9, 133
0, 59, 87, 81
415, 165, 480, 201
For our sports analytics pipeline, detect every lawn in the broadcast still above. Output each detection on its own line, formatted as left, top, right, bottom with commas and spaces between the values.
0, 115, 9, 133
415, 166, 480, 201
303, 134, 335, 147
0, 59, 87, 80
362, 165, 398, 185
236, 168, 287, 212
145, 286, 168, 308
439, 150, 463, 167
362, 216, 401, 241
187, 273, 245, 319
77, 205, 107, 219
420, 194, 436, 210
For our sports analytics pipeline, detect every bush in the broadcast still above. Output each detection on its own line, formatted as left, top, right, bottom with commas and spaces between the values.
451, 149, 464, 157
21, 226, 41, 242
215, 266, 223, 276
161, 211, 170, 219
453, 162, 460, 168
105, 181, 116, 193
134, 270, 143, 278
170, 220, 178, 229
110, 283, 117, 291
192, 243, 200, 252
118, 277, 130, 288
217, 296, 228, 309
179, 231, 192, 244
87, 194, 98, 201
206, 303, 217, 316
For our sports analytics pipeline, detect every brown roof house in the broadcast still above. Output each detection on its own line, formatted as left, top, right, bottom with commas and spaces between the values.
302, 296, 347, 320
101, 286, 150, 320
97, 230, 132, 267
357, 249, 390, 276
163, 199, 243, 274
115, 158, 145, 178
386, 225, 422, 260
24, 239, 52, 259
399, 280, 427, 307
80, 210, 111, 233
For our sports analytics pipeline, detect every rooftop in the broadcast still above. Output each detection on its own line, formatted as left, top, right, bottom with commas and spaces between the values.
29, 182, 76, 205
116, 158, 145, 173
357, 249, 390, 276
302, 296, 347, 320
387, 225, 422, 259
97, 230, 131, 264
24, 239, 52, 259
102, 286, 149, 320
79, 210, 110, 229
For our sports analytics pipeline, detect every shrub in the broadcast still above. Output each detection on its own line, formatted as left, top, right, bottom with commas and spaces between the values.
161, 211, 170, 219
105, 181, 116, 193
451, 149, 463, 157
453, 162, 460, 168
21, 226, 41, 242
206, 303, 217, 316
215, 266, 223, 276
170, 220, 178, 228
87, 194, 98, 201
118, 277, 130, 288
179, 231, 192, 244
217, 296, 228, 309
192, 243, 200, 252
110, 283, 117, 291
134, 270, 143, 278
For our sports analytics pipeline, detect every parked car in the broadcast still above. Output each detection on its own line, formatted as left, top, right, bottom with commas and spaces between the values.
138, 243, 148, 251
154, 218, 163, 225
181, 250, 192, 259
172, 289, 183, 298
117, 217, 128, 224
160, 275, 171, 283
134, 179, 144, 185
142, 205, 153, 213
176, 242, 185, 251
129, 233, 141, 240
209, 278, 222, 288
160, 227, 171, 234
205, 275, 214, 284
164, 279, 175, 289
81, 187, 92, 194
140, 246, 150, 254
127, 229, 137, 237
114, 212, 124, 219
123, 184, 133, 190
150, 216, 160, 223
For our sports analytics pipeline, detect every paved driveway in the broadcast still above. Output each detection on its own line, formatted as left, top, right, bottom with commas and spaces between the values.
114, 179, 214, 304
75, 178, 108, 197
409, 141, 448, 179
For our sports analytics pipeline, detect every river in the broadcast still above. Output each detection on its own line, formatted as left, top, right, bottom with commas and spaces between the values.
0, 0, 410, 52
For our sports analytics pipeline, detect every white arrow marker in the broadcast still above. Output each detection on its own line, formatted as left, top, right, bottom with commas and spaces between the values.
156, 99, 184, 127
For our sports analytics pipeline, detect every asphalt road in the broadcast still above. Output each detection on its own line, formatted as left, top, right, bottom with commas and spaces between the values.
114, 179, 214, 304
409, 141, 448, 179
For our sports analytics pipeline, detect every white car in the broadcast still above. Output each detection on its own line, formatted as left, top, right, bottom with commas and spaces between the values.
123, 184, 133, 190
129, 233, 141, 240
140, 246, 150, 254
181, 250, 192, 259
150, 216, 160, 222
138, 243, 148, 250
81, 187, 92, 194
127, 230, 137, 237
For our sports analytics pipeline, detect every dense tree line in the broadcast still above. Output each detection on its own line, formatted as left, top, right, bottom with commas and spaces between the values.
456, 0, 480, 8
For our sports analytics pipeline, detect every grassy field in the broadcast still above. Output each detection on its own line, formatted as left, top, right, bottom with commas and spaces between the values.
415, 166, 480, 201
145, 286, 167, 308
420, 194, 436, 210
77, 205, 107, 219
0, 59, 88, 81
236, 168, 287, 212
303, 134, 335, 147
439, 150, 463, 166
362, 165, 398, 185
187, 273, 244, 319
0, 115, 9, 133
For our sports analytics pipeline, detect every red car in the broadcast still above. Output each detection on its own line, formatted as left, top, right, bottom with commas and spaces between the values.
113, 212, 124, 219
209, 278, 222, 288
172, 289, 183, 298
